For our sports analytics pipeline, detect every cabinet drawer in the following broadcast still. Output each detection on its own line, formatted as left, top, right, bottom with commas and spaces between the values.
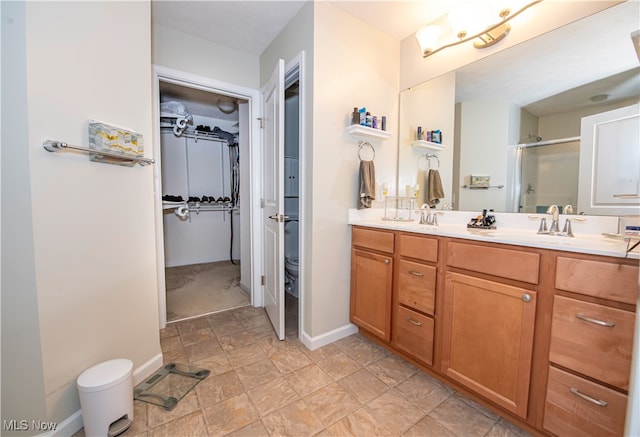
549, 295, 635, 390
398, 233, 438, 262
397, 260, 436, 315
393, 306, 434, 366
555, 256, 639, 305
544, 366, 627, 437
446, 241, 539, 284
352, 227, 394, 254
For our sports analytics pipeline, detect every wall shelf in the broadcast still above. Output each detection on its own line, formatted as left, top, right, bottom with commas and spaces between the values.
412, 140, 446, 152
347, 124, 392, 140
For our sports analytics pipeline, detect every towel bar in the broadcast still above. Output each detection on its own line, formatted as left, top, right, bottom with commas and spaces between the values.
43, 140, 155, 166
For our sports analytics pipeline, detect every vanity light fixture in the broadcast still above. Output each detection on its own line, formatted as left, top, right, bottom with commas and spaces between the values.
416, 0, 543, 58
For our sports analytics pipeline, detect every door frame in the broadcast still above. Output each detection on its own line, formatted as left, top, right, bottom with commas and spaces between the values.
284, 52, 306, 341
152, 65, 263, 329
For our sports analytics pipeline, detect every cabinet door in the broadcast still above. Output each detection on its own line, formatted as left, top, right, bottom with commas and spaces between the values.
578, 103, 640, 215
441, 272, 537, 418
350, 248, 393, 341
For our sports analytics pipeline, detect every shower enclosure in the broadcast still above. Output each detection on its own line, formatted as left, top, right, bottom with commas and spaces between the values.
514, 137, 580, 213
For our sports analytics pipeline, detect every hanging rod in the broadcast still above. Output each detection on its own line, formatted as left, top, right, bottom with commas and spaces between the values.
43, 140, 155, 166
462, 184, 505, 189
515, 136, 580, 148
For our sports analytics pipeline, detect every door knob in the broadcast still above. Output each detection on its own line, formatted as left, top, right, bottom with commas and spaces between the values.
268, 214, 289, 222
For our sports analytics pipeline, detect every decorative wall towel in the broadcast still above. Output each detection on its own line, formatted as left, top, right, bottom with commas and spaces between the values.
427, 169, 445, 206
358, 160, 376, 209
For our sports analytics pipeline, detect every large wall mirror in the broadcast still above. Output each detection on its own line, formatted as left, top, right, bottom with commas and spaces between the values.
398, 1, 640, 216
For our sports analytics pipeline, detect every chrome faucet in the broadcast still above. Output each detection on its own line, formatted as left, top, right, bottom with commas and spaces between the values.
419, 204, 438, 225
547, 205, 560, 234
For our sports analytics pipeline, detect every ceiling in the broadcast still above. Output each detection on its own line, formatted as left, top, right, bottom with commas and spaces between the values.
152, 1, 640, 117
151, 1, 455, 55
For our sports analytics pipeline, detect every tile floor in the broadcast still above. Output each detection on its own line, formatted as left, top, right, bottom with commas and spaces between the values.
76, 302, 532, 437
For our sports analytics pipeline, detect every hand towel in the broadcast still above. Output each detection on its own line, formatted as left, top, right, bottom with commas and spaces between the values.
427, 169, 445, 206
358, 160, 376, 209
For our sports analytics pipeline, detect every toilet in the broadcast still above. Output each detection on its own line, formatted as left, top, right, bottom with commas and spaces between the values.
284, 219, 299, 298
285, 257, 299, 297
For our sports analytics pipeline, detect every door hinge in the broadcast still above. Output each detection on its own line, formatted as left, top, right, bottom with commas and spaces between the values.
261, 275, 265, 285
257, 117, 264, 128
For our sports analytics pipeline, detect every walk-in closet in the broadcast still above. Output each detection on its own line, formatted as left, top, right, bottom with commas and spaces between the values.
159, 81, 249, 322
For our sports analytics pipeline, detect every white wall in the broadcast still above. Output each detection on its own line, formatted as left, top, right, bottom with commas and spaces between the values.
310, 2, 399, 337
153, 24, 260, 90
2, 1, 161, 428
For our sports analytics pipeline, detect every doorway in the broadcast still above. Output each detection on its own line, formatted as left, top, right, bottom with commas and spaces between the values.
159, 81, 248, 322
284, 73, 300, 336
153, 66, 262, 328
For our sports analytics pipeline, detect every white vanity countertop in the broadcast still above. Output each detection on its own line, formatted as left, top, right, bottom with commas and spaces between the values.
348, 209, 640, 260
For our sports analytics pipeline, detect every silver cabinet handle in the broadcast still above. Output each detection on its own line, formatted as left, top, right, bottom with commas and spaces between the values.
383, 259, 390, 265
405, 317, 422, 326
576, 313, 615, 327
408, 270, 424, 277
570, 387, 608, 407
521, 293, 532, 303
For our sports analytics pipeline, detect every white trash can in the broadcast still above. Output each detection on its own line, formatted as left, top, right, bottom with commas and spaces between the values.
77, 359, 133, 437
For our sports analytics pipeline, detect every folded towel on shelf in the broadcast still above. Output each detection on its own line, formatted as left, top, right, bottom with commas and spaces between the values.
427, 169, 445, 206
358, 160, 376, 209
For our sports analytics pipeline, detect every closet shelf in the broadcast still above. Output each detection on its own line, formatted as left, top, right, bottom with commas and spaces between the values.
162, 201, 237, 211
346, 124, 392, 140
412, 140, 446, 152
160, 126, 230, 143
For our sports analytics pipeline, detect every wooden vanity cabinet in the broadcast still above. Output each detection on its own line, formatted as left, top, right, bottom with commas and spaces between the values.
350, 227, 394, 341
544, 254, 639, 437
392, 233, 438, 365
441, 241, 539, 419
349, 226, 639, 436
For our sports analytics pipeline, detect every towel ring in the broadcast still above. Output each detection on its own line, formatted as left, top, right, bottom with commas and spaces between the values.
358, 141, 375, 161
418, 153, 440, 170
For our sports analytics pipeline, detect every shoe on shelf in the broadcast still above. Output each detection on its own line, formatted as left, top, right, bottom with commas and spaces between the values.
163, 194, 185, 202
223, 197, 231, 203
216, 197, 224, 203
201, 195, 210, 203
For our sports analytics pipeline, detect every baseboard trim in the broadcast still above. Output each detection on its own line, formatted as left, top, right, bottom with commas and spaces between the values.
133, 353, 164, 386
300, 323, 358, 351
47, 353, 163, 437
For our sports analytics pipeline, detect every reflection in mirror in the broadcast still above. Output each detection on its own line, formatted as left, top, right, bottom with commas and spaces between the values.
398, 1, 640, 215
516, 139, 580, 214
